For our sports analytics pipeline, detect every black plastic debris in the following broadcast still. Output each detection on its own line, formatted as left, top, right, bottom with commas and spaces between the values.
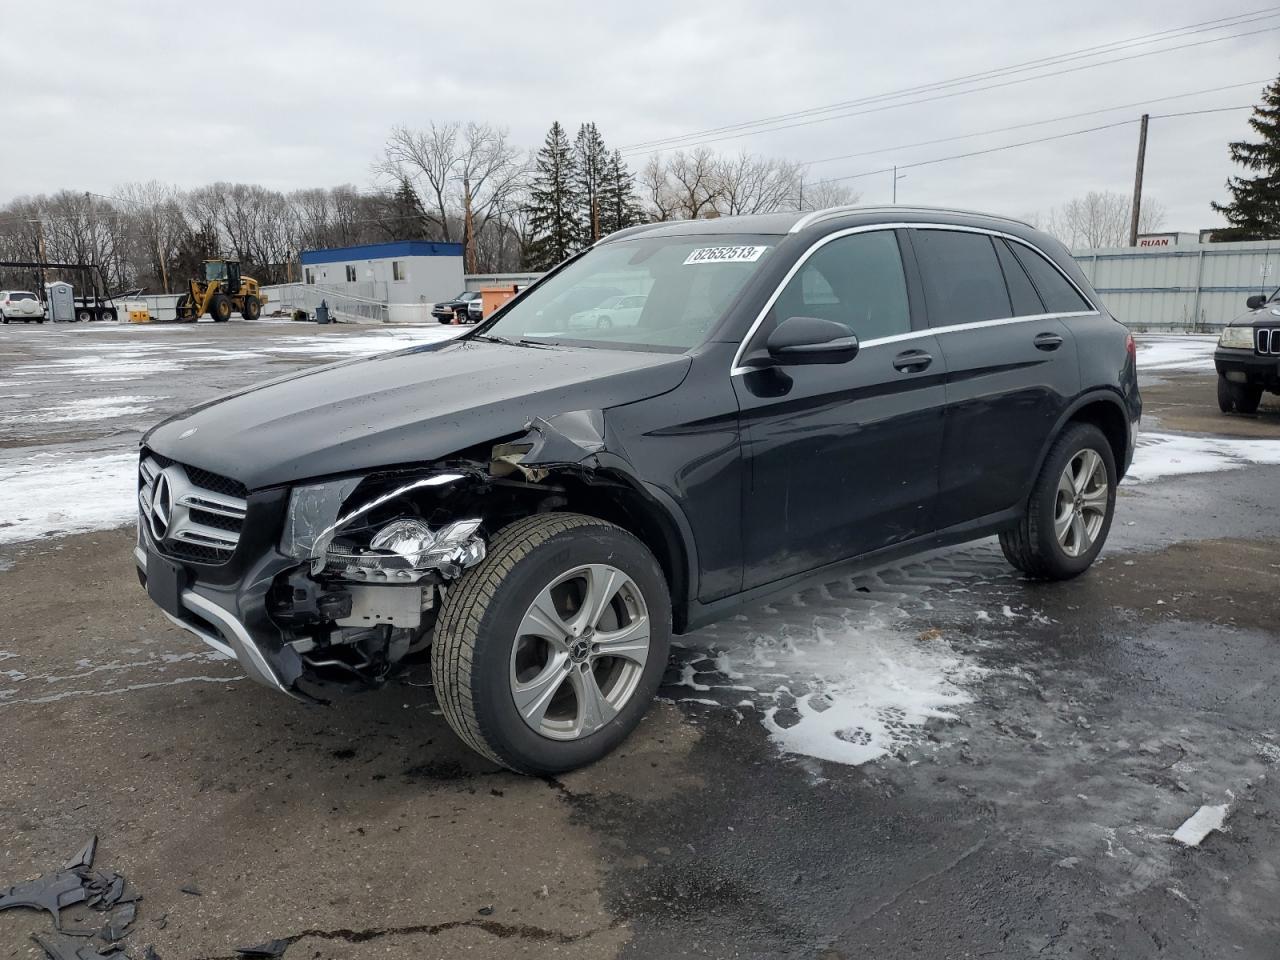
143, 947, 162, 960
235, 939, 290, 957
477, 905, 494, 916
0, 872, 87, 927
31, 931, 118, 960
179, 884, 202, 897
63, 838, 98, 872
102, 902, 136, 942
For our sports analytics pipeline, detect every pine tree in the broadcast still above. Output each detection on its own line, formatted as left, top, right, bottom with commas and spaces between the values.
1210, 73, 1280, 242
525, 122, 582, 270
599, 150, 644, 236
380, 177, 432, 241
574, 122, 611, 243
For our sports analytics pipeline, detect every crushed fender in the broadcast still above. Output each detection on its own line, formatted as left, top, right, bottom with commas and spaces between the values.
490, 410, 608, 482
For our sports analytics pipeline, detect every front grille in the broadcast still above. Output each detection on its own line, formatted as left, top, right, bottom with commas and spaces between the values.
1258, 328, 1280, 356
138, 451, 248, 565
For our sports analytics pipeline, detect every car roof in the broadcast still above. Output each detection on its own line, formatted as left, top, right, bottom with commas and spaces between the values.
597, 205, 1037, 244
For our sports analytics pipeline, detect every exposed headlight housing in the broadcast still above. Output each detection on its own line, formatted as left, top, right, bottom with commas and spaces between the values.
324, 517, 485, 582
1218, 325, 1255, 349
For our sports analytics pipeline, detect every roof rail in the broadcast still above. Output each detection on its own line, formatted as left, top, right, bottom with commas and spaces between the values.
594, 221, 683, 246
788, 204, 1035, 234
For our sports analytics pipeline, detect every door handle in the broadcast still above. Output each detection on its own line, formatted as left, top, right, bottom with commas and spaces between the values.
1034, 332, 1064, 351
893, 349, 933, 373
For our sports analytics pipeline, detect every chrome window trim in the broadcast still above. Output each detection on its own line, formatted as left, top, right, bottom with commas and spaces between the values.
730, 221, 1099, 376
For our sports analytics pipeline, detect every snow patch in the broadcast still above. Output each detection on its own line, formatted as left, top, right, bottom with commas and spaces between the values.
1127, 432, 1280, 483
1134, 335, 1218, 373
1172, 803, 1230, 846
1, 395, 162, 425
0, 451, 137, 544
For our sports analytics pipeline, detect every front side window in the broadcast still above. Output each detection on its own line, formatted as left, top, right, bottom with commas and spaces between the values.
912, 229, 1012, 326
756, 230, 910, 346
1009, 242, 1092, 314
483, 234, 777, 351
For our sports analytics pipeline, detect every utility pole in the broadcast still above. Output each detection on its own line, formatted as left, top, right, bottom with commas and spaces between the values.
1128, 113, 1149, 247
892, 166, 906, 203
27, 218, 48, 292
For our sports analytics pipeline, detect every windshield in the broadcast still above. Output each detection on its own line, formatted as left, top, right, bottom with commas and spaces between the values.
484, 234, 777, 350
204, 262, 227, 281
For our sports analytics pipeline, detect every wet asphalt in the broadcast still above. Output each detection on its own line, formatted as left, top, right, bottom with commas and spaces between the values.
0, 321, 1278, 959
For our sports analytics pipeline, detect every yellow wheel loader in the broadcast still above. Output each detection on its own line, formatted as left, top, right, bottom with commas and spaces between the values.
174, 259, 267, 322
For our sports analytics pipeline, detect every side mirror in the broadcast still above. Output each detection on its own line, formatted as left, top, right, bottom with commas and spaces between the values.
764, 316, 859, 365
1247, 294, 1267, 310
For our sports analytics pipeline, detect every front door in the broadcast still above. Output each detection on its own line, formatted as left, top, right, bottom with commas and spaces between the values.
732, 228, 947, 591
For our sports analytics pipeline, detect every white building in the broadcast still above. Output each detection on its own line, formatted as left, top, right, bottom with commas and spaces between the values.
300, 241, 464, 304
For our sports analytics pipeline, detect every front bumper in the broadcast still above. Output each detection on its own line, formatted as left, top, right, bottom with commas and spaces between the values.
134, 525, 309, 699
1215, 348, 1280, 389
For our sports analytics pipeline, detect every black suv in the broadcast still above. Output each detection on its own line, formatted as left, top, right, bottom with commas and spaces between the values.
1214, 287, 1280, 414
136, 206, 1140, 773
432, 291, 482, 324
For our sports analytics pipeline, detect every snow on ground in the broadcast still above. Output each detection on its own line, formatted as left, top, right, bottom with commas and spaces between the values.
1134, 334, 1218, 373
1127, 431, 1280, 483
262, 326, 462, 356
0, 451, 137, 544
0, 395, 163, 425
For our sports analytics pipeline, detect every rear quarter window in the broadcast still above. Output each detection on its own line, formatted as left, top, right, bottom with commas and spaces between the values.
1009, 242, 1092, 314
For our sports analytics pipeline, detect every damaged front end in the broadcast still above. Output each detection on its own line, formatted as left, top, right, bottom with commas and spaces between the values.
139, 411, 617, 700
262, 410, 612, 697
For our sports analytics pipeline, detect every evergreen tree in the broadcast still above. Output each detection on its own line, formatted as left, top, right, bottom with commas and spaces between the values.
600, 149, 644, 236
380, 177, 432, 241
574, 122, 611, 243
1210, 74, 1280, 242
525, 122, 582, 270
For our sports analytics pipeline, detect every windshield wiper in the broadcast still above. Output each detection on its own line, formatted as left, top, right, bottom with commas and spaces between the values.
471, 334, 550, 348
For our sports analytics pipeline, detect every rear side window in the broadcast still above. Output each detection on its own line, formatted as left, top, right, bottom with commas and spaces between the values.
766, 230, 911, 342
994, 240, 1044, 316
912, 230, 1011, 326
1009, 242, 1092, 314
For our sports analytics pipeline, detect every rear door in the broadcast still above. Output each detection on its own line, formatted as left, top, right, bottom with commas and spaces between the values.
733, 228, 947, 589
908, 228, 1082, 528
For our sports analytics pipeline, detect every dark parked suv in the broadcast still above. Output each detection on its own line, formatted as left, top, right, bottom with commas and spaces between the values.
136, 206, 1140, 773
1214, 287, 1280, 413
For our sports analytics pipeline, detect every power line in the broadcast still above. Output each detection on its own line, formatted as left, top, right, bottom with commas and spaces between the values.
801, 80, 1269, 168
811, 107, 1253, 187
620, 18, 1280, 156
621, 7, 1278, 150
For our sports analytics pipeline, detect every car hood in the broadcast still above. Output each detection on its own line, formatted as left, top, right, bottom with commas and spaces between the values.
1234, 302, 1280, 324
143, 338, 691, 489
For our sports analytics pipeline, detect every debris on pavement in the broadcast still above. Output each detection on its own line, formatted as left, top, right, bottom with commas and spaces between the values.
235, 939, 290, 957
1173, 803, 1231, 846
1, 837, 140, 950
178, 884, 201, 896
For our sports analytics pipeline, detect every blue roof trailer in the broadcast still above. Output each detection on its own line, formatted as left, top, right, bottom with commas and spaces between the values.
299, 241, 465, 306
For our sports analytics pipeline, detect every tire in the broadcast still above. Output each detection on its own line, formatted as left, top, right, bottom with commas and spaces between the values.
209, 293, 232, 322
174, 293, 194, 321
1234, 384, 1263, 415
0, 313, 7, 324
597, 315, 612, 329
432, 513, 672, 774
1218, 375, 1236, 413
99, 308, 117, 323
77, 309, 92, 323
37, 318, 45, 324
1000, 422, 1117, 581
241, 295, 261, 321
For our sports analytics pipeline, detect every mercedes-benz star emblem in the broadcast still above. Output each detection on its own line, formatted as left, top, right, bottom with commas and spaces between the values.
150, 472, 173, 541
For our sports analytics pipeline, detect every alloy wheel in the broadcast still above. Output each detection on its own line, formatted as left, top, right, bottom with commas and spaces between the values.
1054, 449, 1108, 558
509, 563, 650, 741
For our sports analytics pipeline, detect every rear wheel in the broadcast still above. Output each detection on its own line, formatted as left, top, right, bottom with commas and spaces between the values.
597, 315, 612, 329
209, 293, 233, 322
0, 313, 7, 324
1218, 375, 1236, 413
432, 513, 671, 774
76, 309, 92, 323
99, 308, 117, 322
241, 295, 261, 321
1000, 423, 1116, 581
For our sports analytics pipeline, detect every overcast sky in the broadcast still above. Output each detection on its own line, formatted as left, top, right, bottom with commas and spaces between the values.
2, 1, 1276, 230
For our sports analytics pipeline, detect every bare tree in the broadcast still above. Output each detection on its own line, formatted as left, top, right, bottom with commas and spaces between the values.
1036, 190, 1167, 248
716, 152, 803, 215
795, 176, 859, 212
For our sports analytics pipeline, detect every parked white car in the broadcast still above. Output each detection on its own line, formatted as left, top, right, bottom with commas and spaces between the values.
0, 291, 46, 324
568, 294, 647, 330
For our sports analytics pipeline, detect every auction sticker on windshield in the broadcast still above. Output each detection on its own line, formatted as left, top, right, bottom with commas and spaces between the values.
683, 245, 770, 265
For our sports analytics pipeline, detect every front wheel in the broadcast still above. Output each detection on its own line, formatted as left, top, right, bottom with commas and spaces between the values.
432, 513, 671, 774
1000, 423, 1117, 581
1218, 375, 1236, 413
209, 293, 233, 322
1234, 383, 1263, 415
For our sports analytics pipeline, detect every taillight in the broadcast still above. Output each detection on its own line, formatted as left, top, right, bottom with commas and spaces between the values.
1125, 333, 1136, 363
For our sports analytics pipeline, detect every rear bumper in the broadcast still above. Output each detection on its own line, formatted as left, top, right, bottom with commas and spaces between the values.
1215, 348, 1280, 389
